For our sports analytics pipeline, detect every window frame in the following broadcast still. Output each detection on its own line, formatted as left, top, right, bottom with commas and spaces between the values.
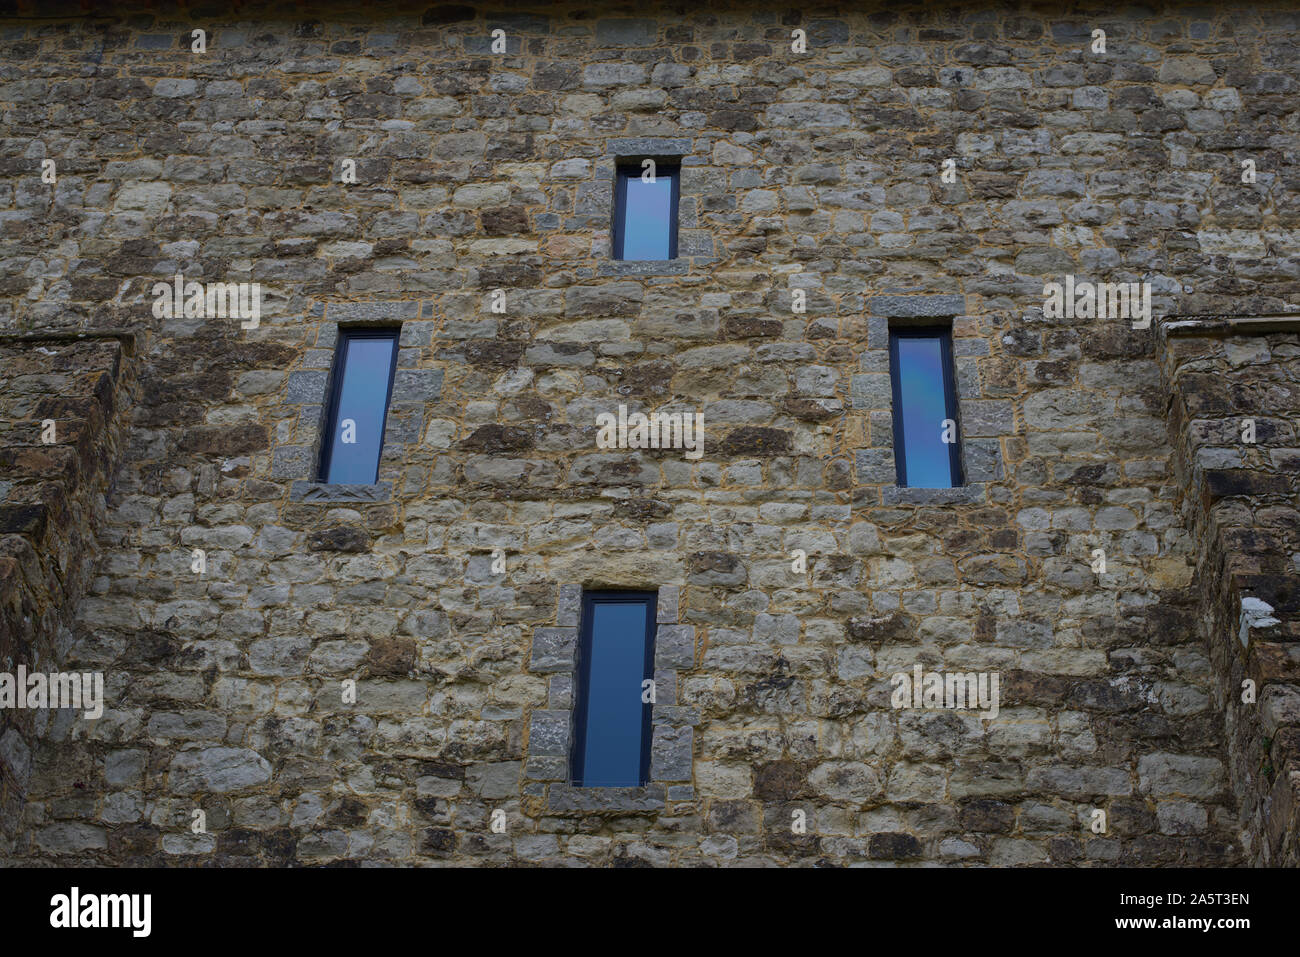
888, 326, 964, 489
612, 162, 681, 261
317, 326, 400, 485
570, 589, 659, 788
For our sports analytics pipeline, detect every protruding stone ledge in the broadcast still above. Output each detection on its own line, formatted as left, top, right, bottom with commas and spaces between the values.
1157, 320, 1300, 865
598, 260, 689, 277
546, 783, 666, 813
881, 484, 987, 506
289, 481, 392, 503
0, 333, 137, 845
1160, 314, 1300, 337
0, 329, 136, 356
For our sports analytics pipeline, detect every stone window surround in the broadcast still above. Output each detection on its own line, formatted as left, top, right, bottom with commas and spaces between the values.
269, 302, 443, 504
526, 583, 697, 813
853, 296, 1001, 506
595, 137, 698, 278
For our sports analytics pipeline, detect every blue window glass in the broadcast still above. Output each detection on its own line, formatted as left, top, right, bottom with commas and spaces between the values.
889, 328, 963, 488
319, 329, 399, 484
572, 591, 658, 787
613, 163, 679, 261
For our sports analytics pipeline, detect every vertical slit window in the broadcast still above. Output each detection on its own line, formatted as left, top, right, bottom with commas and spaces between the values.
613, 162, 679, 261
571, 591, 658, 788
888, 327, 963, 488
319, 328, 399, 484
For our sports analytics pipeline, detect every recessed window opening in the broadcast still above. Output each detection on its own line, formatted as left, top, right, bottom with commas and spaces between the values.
571, 590, 658, 787
613, 161, 680, 261
318, 327, 399, 484
888, 326, 963, 488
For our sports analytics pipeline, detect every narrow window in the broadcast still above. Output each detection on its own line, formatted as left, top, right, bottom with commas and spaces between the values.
888, 327, 963, 488
319, 328, 399, 484
613, 162, 679, 261
571, 591, 658, 787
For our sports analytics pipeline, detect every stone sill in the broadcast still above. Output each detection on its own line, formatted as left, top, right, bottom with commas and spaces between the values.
882, 484, 986, 505
545, 783, 667, 813
598, 260, 688, 277
289, 481, 392, 503
1162, 315, 1300, 337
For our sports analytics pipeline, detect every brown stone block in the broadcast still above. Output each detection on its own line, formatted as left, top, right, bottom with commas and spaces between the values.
419, 827, 457, 858
721, 315, 782, 339
366, 636, 416, 677
178, 424, 269, 455
1000, 669, 1071, 707
220, 340, 298, 369
0, 503, 48, 539
958, 798, 1014, 833
1080, 325, 1153, 359
1248, 642, 1300, 685
1203, 469, 1290, 503
0, 556, 19, 591
108, 824, 160, 859
781, 396, 839, 422
868, 831, 922, 859
1220, 526, 1286, 558
457, 339, 526, 369
33, 395, 101, 426
142, 370, 232, 416
0, 445, 79, 482
1231, 573, 1300, 616
1177, 373, 1237, 415
717, 427, 793, 456
753, 760, 810, 801
480, 206, 529, 236
459, 424, 535, 453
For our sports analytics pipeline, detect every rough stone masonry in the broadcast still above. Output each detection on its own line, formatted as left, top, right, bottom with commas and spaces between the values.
0, 0, 1297, 866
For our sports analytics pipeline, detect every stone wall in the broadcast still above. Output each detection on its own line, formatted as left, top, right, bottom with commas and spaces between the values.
0, 0, 1297, 865
0, 333, 134, 850
1160, 318, 1300, 867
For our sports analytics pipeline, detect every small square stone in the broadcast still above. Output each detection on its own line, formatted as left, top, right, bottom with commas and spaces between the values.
654, 624, 694, 669
285, 370, 328, 404
527, 711, 570, 757
531, 627, 577, 672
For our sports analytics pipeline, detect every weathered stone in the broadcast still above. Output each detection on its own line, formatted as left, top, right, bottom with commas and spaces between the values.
168, 748, 273, 794
1, 5, 1289, 872
530, 627, 577, 672
307, 525, 370, 552
867, 295, 966, 318
1138, 753, 1226, 800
